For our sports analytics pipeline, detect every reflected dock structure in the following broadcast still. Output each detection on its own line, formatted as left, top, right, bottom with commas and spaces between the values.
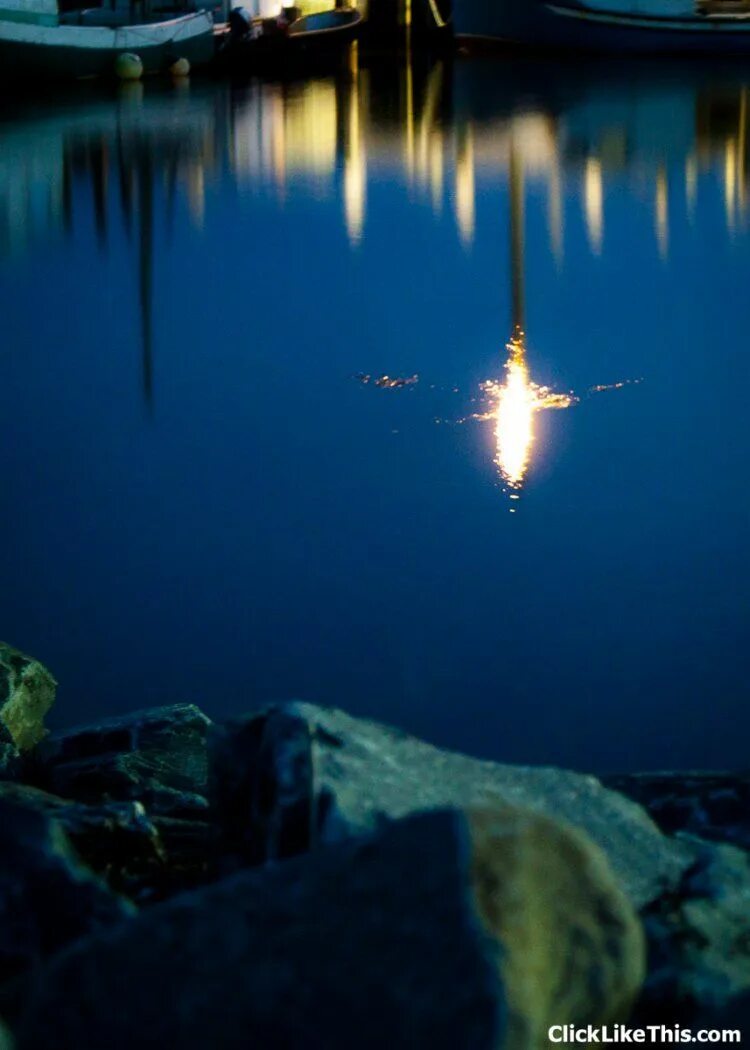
3, 58, 750, 414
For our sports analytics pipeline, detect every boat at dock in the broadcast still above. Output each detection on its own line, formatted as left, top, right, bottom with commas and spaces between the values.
454, 0, 750, 55
215, 6, 362, 73
0, 0, 215, 79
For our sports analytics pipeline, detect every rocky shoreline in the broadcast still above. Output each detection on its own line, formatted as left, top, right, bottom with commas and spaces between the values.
1, 640, 749, 1047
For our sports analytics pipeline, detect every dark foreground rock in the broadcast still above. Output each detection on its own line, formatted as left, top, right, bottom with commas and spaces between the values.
15, 806, 644, 1050
29, 704, 216, 898
0, 645, 745, 1040
0, 644, 56, 752
211, 703, 691, 908
0, 783, 165, 899
0, 799, 132, 994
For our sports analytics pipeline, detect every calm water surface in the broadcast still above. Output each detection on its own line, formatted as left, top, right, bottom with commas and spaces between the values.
1, 55, 749, 771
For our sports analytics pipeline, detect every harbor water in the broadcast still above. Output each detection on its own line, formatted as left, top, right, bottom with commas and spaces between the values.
1, 54, 749, 771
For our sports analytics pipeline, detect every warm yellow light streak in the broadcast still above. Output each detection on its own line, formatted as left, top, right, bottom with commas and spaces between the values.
725, 137, 737, 234
404, 53, 415, 183
283, 80, 337, 177
584, 156, 603, 255
344, 77, 366, 246
655, 166, 668, 260
455, 125, 475, 247
685, 154, 697, 219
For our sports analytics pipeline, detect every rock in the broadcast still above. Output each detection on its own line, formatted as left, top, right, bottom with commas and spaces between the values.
639, 836, 750, 1020
0, 799, 132, 993
0, 783, 165, 901
604, 771, 750, 852
211, 703, 690, 907
0, 643, 56, 752
28, 706, 216, 898
0, 725, 19, 781
15, 806, 644, 1050
468, 807, 644, 1045
210, 707, 314, 865
0, 1019, 13, 1050
33, 703, 212, 805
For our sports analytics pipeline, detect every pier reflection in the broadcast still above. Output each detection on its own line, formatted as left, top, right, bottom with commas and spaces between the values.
6, 59, 750, 258
3, 58, 750, 410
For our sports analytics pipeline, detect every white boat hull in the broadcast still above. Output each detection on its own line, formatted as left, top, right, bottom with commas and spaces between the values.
0, 10, 215, 78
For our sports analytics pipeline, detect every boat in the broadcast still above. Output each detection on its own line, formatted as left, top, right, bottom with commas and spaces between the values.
215, 6, 362, 73
0, 0, 216, 79
454, 0, 750, 56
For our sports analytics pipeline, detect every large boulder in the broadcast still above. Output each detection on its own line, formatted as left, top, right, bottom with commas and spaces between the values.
0, 644, 56, 752
210, 703, 691, 908
15, 806, 644, 1050
0, 799, 132, 994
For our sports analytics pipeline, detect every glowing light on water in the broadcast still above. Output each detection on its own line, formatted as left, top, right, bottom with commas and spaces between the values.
474, 332, 639, 506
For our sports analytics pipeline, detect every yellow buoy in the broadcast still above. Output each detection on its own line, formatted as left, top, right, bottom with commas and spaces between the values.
169, 57, 191, 77
115, 52, 143, 81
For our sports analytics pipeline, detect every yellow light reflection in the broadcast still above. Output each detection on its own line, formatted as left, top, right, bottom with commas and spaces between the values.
584, 156, 603, 255
655, 166, 668, 260
481, 328, 576, 501
455, 125, 475, 247
494, 329, 536, 490
725, 137, 738, 233
344, 73, 366, 246
685, 154, 697, 219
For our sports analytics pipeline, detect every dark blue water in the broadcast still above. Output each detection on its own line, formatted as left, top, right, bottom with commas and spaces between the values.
1, 57, 749, 772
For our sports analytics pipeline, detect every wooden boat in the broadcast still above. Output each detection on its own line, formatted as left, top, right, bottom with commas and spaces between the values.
0, 0, 215, 79
215, 7, 362, 73
454, 0, 750, 55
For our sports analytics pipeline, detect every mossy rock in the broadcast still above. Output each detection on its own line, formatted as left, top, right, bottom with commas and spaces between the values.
468, 806, 646, 1046
0, 644, 56, 752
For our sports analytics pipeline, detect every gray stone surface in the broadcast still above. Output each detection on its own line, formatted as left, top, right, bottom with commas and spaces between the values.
34, 703, 212, 806
641, 835, 750, 1018
211, 702, 692, 908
